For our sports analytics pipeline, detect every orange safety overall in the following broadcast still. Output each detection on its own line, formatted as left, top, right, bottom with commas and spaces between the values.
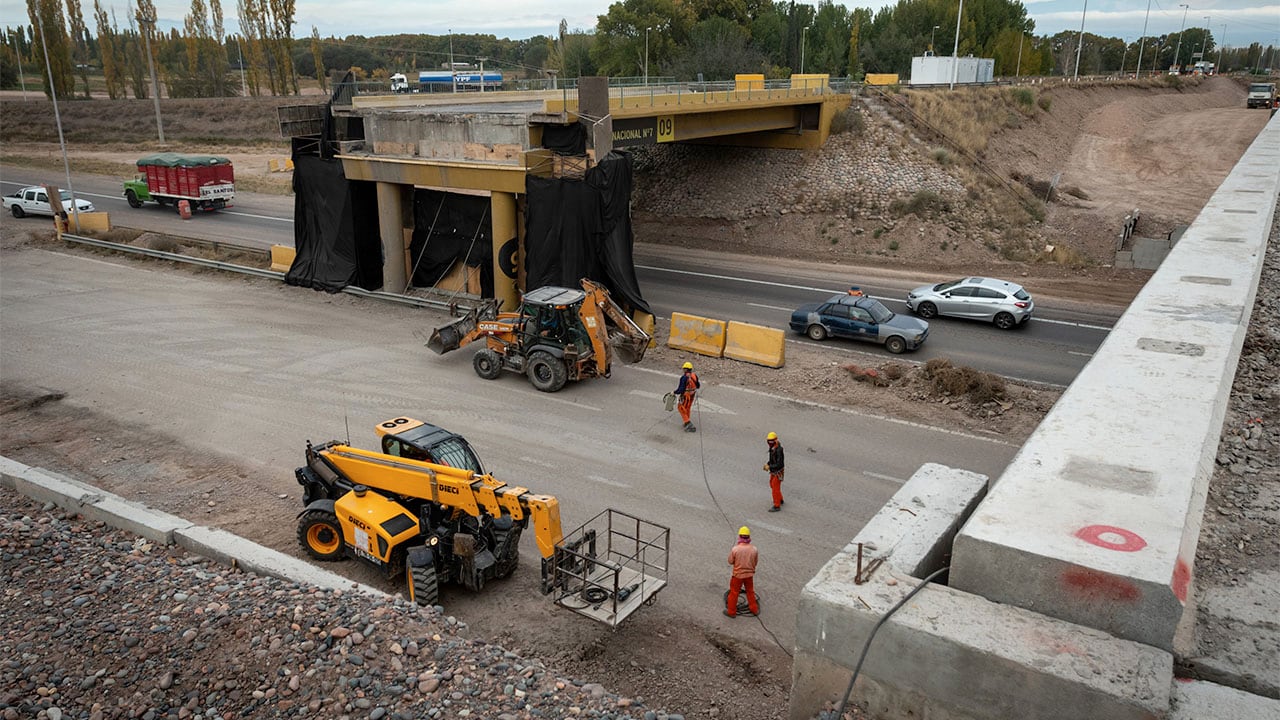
727, 540, 759, 616
676, 370, 699, 425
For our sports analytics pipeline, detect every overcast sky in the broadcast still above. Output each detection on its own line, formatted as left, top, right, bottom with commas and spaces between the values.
3, 0, 1277, 51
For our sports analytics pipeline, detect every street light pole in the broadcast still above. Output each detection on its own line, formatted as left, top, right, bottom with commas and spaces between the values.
1120, 37, 1129, 75
478, 56, 487, 93
449, 29, 456, 93
801, 26, 809, 74
34, 8, 82, 227
1135, 0, 1152, 77
10, 29, 28, 100
644, 27, 649, 85
136, 13, 165, 144
931, 25, 939, 53
1015, 32, 1024, 76
1216, 25, 1224, 73
949, 0, 964, 89
1172, 4, 1189, 74
1073, 0, 1088, 80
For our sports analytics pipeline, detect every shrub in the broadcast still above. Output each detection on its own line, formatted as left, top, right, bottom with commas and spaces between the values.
880, 363, 906, 381
1010, 87, 1034, 110
923, 358, 1006, 402
1037, 95, 1052, 111
829, 110, 849, 134
932, 147, 953, 165
888, 240, 899, 251
890, 190, 950, 218
873, 227, 885, 239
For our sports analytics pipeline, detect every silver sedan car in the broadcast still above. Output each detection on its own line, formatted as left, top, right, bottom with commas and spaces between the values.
906, 277, 1034, 330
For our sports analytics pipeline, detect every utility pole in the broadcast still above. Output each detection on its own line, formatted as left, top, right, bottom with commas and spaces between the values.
949, 0, 964, 89
1120, 37, 1129, 75
236, 35, 248, 97
136, 12, 165, 144
1073, 0, 1088, 80
801, 25, 810, 74
478, 56, 488, 93
1216, 25, 1225, 72
1172, 4, 1189, 74
449, 29, 456, 93
10, 29, 28, 99
1135, 0, 1152, 77
1015, 32, 1024, 76
644, 27, 649, 84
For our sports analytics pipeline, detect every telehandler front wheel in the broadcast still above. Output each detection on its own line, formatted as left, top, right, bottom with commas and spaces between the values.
408, 561, 439, 606
472, 348, 503, 380
298, 510, 345, 561
527, 351, 568, 393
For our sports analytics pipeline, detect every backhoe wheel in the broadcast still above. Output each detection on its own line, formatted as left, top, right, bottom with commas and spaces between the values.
472, 348, 503, 380
298, 510, 345, 561
125, 190, 143, 208
526, 351, 568, 393
408, 561, 439, 606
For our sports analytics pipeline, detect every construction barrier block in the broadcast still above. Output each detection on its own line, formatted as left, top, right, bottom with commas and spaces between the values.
667, 312, 726, 358
268, 158, 280, 172
633, 311, 656, 349
68, 211, 111, 233
284, 159, 294, 171
724, 321, 785, 368
865, 73, 900, 86
269, 244, 296, 273
734, 73, 765, 91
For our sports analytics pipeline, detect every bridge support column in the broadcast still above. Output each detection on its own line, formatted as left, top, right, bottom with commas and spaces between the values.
376, 181, 413, 294
490, 191, 519, 311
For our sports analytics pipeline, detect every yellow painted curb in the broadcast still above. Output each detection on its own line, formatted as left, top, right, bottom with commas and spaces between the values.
724, 321, 785, 368
667, 312, 726, 358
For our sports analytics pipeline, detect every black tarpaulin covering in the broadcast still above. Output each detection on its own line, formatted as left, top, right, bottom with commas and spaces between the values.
285, 154, 382, 292
409, 190, 494, 297
540, 124, 586, 155
524, 151, 650, 315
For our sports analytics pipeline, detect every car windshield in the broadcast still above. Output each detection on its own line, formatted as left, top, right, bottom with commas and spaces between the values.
865, 300, 894, 323
1250, 84, 1272, 93
934, 279, 965, 292
57, 191, 73, 201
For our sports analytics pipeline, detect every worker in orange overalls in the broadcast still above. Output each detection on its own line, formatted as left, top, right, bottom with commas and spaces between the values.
674, 361, 700, 432
725, 525, 759, 617
764, 432, 784, 511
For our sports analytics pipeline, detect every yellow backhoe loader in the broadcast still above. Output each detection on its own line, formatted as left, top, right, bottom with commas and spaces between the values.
295, 417, 670, 625
426, 279, 650, 392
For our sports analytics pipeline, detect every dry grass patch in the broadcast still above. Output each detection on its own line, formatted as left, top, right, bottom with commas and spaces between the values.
923, 358, 1006, 403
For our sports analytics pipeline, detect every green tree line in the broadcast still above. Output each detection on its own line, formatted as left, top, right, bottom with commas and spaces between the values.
1, 0, 1274, 99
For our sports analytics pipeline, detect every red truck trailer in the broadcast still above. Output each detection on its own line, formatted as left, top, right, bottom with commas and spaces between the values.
123, 153, 235, 213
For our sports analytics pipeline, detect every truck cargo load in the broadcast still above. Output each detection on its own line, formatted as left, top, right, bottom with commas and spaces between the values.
124, 153, 235, 213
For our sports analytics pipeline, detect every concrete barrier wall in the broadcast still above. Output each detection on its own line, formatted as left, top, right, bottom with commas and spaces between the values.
951, 113, 1280, 650
723, 320, 785, 368
667, 312, 727, 357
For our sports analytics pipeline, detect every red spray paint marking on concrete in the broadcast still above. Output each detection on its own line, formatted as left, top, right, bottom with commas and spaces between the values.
1171, 558, 1191, 602
1074, 525, 1148, 552
1061, 568, 1142, 603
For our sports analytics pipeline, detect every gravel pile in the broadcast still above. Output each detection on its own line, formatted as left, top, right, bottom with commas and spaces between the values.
0, 488, 684, 720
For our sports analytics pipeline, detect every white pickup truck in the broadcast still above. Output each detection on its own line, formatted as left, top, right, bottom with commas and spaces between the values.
3, 185, 96, 218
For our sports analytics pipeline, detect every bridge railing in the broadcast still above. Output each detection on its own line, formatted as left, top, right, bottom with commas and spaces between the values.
551, 76, 854, 111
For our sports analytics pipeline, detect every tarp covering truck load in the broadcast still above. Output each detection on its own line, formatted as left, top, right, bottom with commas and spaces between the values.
124, 153, 235, 212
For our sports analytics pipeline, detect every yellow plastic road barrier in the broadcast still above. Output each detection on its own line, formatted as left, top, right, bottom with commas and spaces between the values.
270, 244, 296, 273
268, 158, 281, 172
68, 212, 111, 233
285, 159, 295, 171
865, 73, 900, 86
667, 312, 726, 358
734, 74, 765, 91
724, 321, 785, 368
633, 311, 657, 349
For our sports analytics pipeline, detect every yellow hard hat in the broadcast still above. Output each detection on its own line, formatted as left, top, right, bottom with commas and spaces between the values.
682, 362, 693, 370
766, 432, 777, 441
738, 526, 750, 536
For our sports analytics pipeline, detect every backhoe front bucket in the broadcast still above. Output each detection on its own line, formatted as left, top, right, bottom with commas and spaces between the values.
610, 330, 649, 365
427, 314, 477, 355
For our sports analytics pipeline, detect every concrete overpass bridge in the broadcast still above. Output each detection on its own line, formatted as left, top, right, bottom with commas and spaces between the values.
278, 76, 851, 309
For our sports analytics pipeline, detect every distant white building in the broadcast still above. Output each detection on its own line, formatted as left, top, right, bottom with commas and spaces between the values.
910, 53, 995, 85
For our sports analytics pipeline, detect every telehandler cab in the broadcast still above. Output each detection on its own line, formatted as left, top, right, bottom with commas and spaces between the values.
426, 278, 650, 392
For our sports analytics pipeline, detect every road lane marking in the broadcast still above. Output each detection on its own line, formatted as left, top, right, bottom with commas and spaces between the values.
1, 181, 292, 224
626, 387, 736, 415
748, 302, 794, 312
1068, 350, 1093, 357
518, 455, 556, 469
748, 520, 793, 535
862, 471, 906, 485
505, 387, 602, 411
664, 495, 707, 510
587, 475, 631, 488
223, 210, 292, 223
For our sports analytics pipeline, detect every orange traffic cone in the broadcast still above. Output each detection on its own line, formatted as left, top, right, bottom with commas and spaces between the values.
178, 200, 192, 219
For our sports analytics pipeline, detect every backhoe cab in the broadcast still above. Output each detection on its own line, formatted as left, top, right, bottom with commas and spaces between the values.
427, 278, 650, 392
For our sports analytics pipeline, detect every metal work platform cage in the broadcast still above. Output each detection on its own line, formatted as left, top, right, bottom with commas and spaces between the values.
551, 508, 670, 627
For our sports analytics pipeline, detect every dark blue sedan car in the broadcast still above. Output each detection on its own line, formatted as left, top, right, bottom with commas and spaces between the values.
789, 293, 929, 354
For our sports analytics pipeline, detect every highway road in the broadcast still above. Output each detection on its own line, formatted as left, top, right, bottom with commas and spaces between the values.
2, 170, 1118, 386
0, 238, 1022, 651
